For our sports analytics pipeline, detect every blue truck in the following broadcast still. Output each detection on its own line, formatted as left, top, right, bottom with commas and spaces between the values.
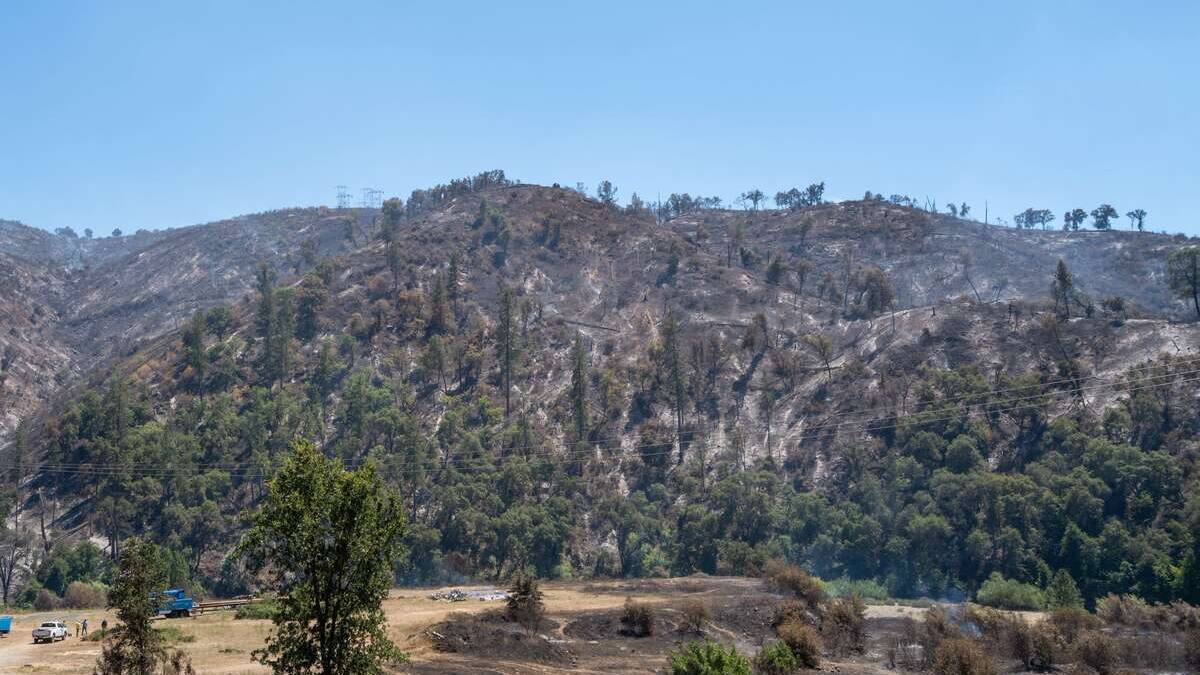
152, 589, 195, 618
0, 615, 11, 636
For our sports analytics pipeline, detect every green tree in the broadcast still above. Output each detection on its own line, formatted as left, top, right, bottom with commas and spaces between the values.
238, 440, 407, 675
596, 180, 618, 206
739, 189, 765, 211
295, 274, 328, 342
94, 538, 194, 675
1045, 569, 1083, 609
180, 312, 207, 386
1167, 247, 1200, 319
497, 286, 517, 418
429, 273, 452, 335
1090, 204, 1118, 230
1125, 209, 1147, 232
204, 306, 234, 340
379, 197, 403, 243
1052, 259, 1074, 319
662, 314, 686, 459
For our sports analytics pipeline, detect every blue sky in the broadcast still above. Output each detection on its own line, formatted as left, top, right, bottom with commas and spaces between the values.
2, 1, 1197, 234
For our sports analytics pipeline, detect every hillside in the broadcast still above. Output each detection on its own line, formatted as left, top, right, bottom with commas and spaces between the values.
2, 178, 1199, 610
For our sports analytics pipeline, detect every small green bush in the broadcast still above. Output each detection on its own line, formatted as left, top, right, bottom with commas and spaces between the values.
154, 625, 197, 644
234, 598, 279, 620
975, 573, 1044, 611
752, 641, 799, 675
669, 641, 751, 675
933, 638, 996, 675
776, 620, 821, 669
621, 597, 655, 637
823, 577, 889, 602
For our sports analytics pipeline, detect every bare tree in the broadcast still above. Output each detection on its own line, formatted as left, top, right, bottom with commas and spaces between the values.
0, 530, 31, 606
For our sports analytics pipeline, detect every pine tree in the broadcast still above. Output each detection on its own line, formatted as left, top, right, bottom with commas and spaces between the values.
1045, 569, 1083, 609
662, 314, 686, 460
497, 286, 517, 418
570, 333, 588, 448
429, 273, 451, 335
1052, 259, 1074, 319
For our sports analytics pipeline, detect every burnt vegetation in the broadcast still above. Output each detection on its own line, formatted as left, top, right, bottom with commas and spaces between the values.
0, 171, 1197, 664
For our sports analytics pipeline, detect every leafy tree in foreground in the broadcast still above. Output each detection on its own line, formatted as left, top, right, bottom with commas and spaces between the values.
94, 538, 194, 675
1167, 247, 1200, 319
238, 440, 407, 675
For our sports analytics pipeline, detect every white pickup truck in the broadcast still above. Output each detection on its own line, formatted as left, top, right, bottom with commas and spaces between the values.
32, 620, 67, 643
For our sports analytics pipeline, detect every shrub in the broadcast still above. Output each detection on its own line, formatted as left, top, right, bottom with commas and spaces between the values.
64, 581, 107, 609
933, 639, 996, 675
975, 572, 1044, 611
764, 561, 824, 611
621, 597, 655, 637
753, 641, 799, 675
1047, 608, 1100, 644
966, 606, 1055, 672
821, 596, 866, 656
234, 598, 279, 620
34, 588, 60, 611
823, 577, 889, 602
1011, 619, 1058, 672
669, 641, 751, 675
680, 598, 709, 634
1074, 631, 1118, 675
776, 620, 821, 669
1095, 594, 1150, 628
771, 599, 812, 628
506, 573, 545, 635
924, 606, 961, 643
1184, 630, 1200, 672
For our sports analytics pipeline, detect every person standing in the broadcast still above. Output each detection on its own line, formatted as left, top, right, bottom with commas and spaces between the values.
82, 617, 88, 637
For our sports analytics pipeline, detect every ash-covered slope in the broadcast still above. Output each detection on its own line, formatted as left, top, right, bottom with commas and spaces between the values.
0, 209, 367, 444
673, 201, 1193, 317
10, 183, 1200, 601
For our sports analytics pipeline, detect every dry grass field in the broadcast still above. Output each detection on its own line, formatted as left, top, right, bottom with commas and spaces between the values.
0, 577, 934, 674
